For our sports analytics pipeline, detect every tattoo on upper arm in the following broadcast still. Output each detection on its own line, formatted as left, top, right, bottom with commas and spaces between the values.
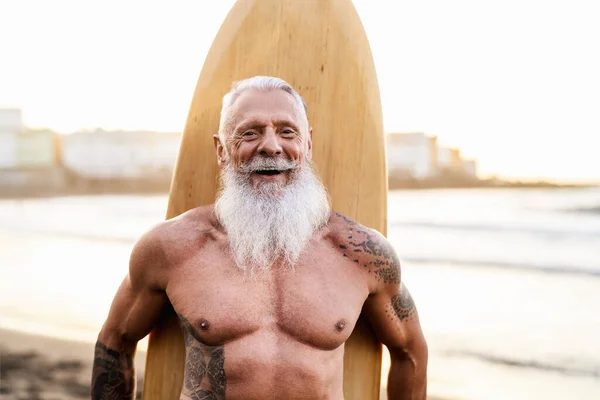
335, 213, 400, 284
92, 342, 135, 400
391, 284, 416, 322
179, 315, 227, 400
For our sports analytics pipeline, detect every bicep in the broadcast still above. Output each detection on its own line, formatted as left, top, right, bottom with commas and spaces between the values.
99, 274, 168, 347
363, 282, 427, 356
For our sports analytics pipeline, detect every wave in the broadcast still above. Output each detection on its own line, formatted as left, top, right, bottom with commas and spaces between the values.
564, 205, 600, 215
402, 256, 600, 278
391, 221, 600, 240
2, 223, 136, 245
443, 349, 600, 379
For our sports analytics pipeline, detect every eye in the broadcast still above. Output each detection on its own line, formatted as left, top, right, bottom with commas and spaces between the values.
281, 129, 296, 137
242, 131, 257, 137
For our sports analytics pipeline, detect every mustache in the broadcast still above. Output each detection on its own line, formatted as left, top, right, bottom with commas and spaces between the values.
240, 157, 299, 173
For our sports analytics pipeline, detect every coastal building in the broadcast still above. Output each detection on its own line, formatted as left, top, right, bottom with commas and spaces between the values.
0, 109, 23, 169
462, 159, 478, 178
0, 108, 56, 169
386, 132, 438, 179
61, 129, 182, 180
437, 146, 478, 178
437, 146, 462, 172
15, 129, 57, 168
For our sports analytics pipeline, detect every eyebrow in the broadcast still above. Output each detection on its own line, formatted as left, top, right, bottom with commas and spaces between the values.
235, 119, 301, 133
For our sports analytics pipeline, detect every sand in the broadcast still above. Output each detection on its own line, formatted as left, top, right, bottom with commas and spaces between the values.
0, 328, 146, 400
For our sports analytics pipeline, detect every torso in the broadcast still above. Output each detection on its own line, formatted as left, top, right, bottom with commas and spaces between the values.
156, 206, 383, 400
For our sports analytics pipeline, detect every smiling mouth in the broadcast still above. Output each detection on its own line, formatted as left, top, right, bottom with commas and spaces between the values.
255, 170, 283, 176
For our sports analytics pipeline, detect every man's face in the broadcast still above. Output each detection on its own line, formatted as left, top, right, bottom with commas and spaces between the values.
213, 89, 330, 272
215, 89, 312, 189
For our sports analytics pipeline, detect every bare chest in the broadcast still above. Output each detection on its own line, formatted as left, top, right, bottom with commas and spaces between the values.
167, 242, 369, 350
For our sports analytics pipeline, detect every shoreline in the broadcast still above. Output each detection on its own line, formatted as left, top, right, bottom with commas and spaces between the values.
0, 181, 595, 201
1, 165, 597, 200
388, 177, 598, 191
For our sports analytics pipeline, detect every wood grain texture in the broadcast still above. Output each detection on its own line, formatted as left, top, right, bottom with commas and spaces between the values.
142, 0, 387, 399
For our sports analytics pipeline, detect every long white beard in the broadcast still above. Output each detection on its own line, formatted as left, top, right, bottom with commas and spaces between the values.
214, 157, 331, 274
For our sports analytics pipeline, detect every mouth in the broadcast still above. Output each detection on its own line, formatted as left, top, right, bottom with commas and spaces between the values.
254, 169, 284, 176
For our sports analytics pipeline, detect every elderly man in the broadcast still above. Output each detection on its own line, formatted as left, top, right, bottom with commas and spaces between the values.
92, 76, 428, 400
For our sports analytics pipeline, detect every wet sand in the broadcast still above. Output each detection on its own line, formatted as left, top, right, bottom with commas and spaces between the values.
0, 328, 146, 400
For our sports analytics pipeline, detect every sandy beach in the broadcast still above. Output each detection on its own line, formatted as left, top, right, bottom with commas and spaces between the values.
0, 328, 146, 400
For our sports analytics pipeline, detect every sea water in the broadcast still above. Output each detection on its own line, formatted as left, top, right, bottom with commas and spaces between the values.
0, 187, 598, 399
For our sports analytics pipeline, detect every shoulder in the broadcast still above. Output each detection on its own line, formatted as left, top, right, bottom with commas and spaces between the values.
327, 211, 401, 293
129, 205, 218, 289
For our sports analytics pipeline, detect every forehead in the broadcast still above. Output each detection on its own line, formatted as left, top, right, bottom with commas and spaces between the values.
231, 89, 303, 128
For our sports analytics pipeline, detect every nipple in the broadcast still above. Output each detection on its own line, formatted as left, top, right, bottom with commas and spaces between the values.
198, 319, 210, 331
335, 319, 347, 332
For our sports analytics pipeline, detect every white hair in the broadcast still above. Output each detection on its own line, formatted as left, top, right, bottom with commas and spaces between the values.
217, 76, 309, 145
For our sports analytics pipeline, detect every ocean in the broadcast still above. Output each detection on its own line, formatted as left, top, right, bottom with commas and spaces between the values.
1, 187, 599, 399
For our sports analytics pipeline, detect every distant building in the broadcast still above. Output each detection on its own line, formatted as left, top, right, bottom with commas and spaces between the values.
437, 146, 478, 178
62, 129, 182, 179
462, 159, 478, 178
437, 146, 462, 171
0, 108, 56, 169
386, 132, 438, 179
0, 109, 22, 168
16, 129, 57, 168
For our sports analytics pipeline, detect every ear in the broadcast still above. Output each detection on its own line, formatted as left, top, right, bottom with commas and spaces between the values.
213, 133, 226, 166
306, 127, 313, 160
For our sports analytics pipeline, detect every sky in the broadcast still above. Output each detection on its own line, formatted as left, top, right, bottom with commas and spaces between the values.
0, 0, 599, 182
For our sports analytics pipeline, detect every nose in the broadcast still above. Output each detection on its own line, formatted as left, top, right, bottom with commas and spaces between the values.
257, 128, 282, 157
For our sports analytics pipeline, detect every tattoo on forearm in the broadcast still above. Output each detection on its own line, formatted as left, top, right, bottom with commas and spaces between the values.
391, 284, 416, 322
92, 341, 135, 400
179, 315, 226, 400
335, 212, 400, 284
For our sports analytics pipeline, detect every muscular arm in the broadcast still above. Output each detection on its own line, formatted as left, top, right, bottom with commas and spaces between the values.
345, 226, 428, 400
366, 282, 428, 400
92, 227, 169, 399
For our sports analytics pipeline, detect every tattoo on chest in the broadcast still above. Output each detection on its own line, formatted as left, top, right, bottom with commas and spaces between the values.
335, 213, 400, 284
390, 284, 416, 322
179, 315, 226, 400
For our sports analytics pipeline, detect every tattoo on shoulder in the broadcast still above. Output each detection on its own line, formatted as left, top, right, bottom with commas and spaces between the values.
335, 213, 400, 284
390, 284, 416, 322
92, 341, 135, 399
178, 315, 226, 399
335, 212, 357, 226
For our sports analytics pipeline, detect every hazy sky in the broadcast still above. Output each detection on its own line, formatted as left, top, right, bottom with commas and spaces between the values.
1, 0, 599, 182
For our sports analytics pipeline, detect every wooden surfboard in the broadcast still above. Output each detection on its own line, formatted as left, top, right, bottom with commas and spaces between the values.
142, 0, 388, 399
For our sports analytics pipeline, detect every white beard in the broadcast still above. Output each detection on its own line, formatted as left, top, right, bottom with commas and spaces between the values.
214, 156, 331, 274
